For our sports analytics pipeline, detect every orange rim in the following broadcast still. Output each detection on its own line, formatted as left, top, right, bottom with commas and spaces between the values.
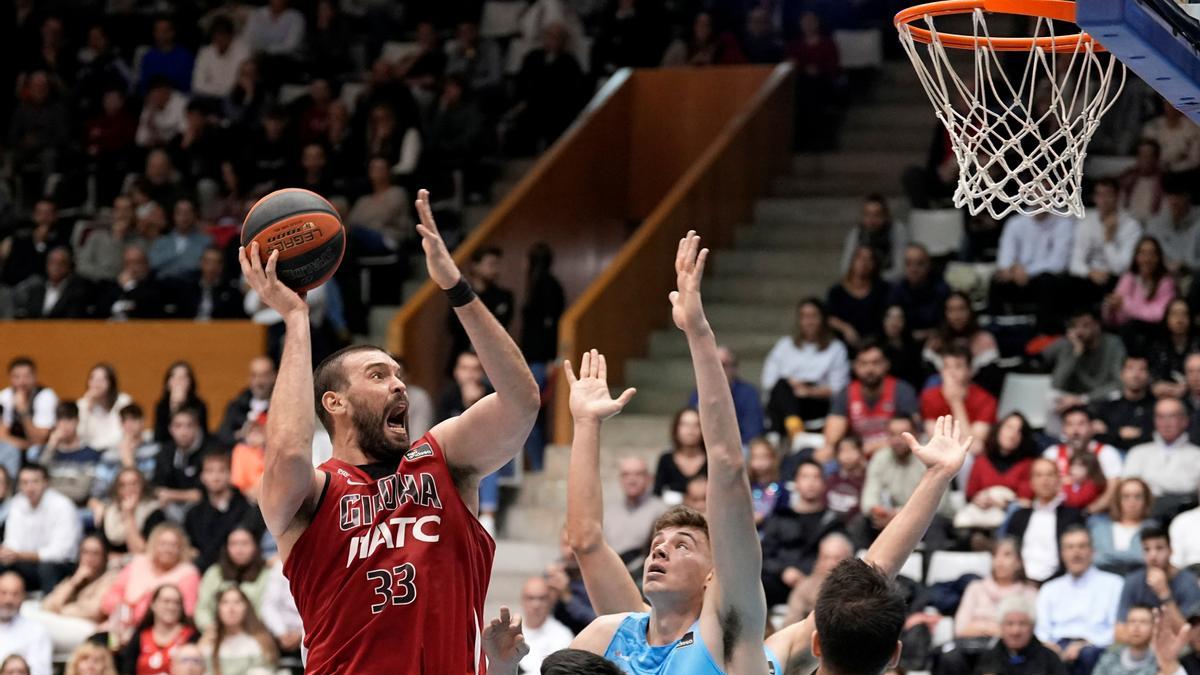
895, 0, 1105, 52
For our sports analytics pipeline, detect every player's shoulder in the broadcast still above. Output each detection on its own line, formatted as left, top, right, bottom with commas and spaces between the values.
570, 612, 636, 653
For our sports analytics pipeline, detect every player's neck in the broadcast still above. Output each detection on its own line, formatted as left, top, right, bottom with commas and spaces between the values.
646, 598, 702, 646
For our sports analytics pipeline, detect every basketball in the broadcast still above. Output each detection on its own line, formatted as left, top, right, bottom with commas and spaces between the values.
241, 188, 346, 292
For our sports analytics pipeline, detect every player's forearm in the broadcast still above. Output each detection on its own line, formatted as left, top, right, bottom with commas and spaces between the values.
865, 467, 954, 579
454, 300, 540, 420
566, 418, 605, 553
265, 312, 315, 454
685, 323, 743, 470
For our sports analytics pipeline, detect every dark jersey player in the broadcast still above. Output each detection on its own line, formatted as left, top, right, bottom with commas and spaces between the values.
238, 188, 540, 674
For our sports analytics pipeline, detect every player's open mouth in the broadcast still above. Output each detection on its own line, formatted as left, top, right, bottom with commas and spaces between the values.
646, 563, 666, 577
386, 406, 406, 430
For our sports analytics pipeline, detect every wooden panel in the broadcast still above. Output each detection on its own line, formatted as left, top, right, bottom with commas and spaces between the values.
389, 65, 793, 446
0, 321, 266, 432
553, 64, 795, 444
389, 71, 635, 392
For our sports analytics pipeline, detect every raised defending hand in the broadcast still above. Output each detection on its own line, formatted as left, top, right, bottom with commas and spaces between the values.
902, 415, 972, 479
238, 242, 307, 317
668, 230, 710, 334
482, 606, 528, 670
564, 349, 637, 423
1151, 607, 1189, 672
414, 189, 462, 290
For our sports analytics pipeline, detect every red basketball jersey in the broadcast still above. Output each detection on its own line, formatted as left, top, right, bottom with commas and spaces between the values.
283, 433, 495, 674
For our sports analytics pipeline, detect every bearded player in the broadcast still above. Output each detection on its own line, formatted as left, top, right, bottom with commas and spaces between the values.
239, 189, 540, 674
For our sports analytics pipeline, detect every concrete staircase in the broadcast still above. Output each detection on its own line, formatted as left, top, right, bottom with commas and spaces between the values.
486, 61, 935, 613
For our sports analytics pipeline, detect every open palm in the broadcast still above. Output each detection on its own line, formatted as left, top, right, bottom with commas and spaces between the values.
565, 349, 637, 422
669, 230, 710, 333
482, 606, 528, 667
902, 415, 972, 477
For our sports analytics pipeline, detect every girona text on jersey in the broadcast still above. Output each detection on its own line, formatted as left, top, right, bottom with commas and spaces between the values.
338, 471, 444, 566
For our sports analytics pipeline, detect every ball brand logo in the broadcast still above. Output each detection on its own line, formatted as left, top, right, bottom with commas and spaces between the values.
266, 219, 324, 253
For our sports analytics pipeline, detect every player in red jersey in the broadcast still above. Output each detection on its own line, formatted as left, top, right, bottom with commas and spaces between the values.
238, 189, 541, 674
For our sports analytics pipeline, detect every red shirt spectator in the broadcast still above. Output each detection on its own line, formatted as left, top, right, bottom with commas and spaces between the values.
919, 383, 997, 424
965, 413, 1040, 502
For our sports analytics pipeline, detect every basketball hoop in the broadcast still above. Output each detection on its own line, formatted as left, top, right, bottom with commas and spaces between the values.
895, 0, 1125, 218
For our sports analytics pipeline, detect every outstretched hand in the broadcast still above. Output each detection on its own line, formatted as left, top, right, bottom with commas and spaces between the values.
1151, 607, 1189, 672
414, 189, 462, 290
482, 606, 528, 670
565, 349, 637, 423
238, 242, 307, 317
669, 230, 710, 334
901, 415, 972, 478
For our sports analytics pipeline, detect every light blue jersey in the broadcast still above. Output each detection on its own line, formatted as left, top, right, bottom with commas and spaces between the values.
603, 612, 782, 675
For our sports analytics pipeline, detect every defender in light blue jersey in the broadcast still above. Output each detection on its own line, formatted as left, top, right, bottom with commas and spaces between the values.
563, 233, 775, 675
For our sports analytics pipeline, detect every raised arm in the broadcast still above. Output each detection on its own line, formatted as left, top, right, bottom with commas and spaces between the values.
238, 243, 320, 540
563, 350, 644, 616
767, 416, 970, 672
672, 232, 767, 671
416, 190, 540, 481
864, 416, 969, 576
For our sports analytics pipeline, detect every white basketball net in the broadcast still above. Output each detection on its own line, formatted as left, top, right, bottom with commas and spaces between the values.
897, 9, 1125, 218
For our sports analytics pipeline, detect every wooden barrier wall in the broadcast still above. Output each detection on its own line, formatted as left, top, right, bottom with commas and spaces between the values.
553, 64, 795, 444
0, 321, 266, 432
390, 66, 791, 419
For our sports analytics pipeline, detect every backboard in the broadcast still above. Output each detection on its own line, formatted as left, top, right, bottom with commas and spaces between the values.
1077, 0, 1200, 122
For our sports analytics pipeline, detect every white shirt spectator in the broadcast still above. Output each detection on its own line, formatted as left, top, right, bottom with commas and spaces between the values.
996, 213, 1076, 276
1021, 496, 1064, 582
259, 563, 303, 641
192, 39, 249, 98
1069, 209, 1141, 278
518, 615, 574, 673
1146, 206, 1200, 271
1035, 566, 1123, 648
243, 6, 305, 56
761, 337, 850, 395
1170, 505, 1200, 569
134, 91, 188, 148
76, 392, 133, 453
0, 614, 52, 675
0, 388, 57, 431
3, 489, 80, 564
1123, 433, 1200, 496
1143, 115, 1200, 172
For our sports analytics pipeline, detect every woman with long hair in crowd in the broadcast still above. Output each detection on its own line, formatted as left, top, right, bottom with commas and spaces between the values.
75, 363, 132, 453
762, 297, 850, 436
934, 537, 1039, 674
1103, 236, 1176, 346
660, 11, 745, 66
652, 408, 706, 505
153, 362, 208, 443
119, 584, 198, 675
827, 244, 889, 348
880, 304, 925, 390
102, 523, 200, 641
194, 526, 270, 632
1089, 477, 1157, 575
201, 586, 279, 675
34, 534, 119, 651
1147, 298, 1199, 398
94, 467, 166, 557
962, 413, 1040, 533
922, 291, 1000, 391
64, 641, 117, 675
747, 437, 787, 528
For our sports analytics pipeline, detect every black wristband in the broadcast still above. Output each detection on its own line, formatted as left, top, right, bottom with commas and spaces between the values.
445, 276, 476, 307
